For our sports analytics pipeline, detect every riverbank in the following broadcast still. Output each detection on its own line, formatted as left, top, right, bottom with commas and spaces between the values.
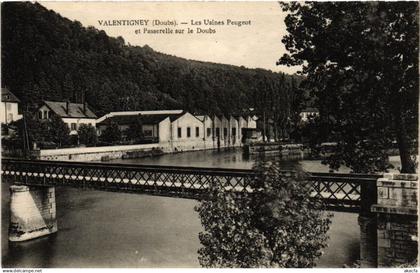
38, 140, 242, 161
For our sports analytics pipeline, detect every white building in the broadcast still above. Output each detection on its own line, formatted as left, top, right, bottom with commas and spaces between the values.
300, 107, 319, 122
246, 115, 258, 129
196, 114, 212, 138
235, 115, 248, 142
228, 116, 239, 146
96, 109, 258, 150
1, 87, 22, 124
38, 101, 97, 135
170, 112, 204, 151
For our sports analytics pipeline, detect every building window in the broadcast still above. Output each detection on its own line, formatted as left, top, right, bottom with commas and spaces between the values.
223, 128, 227, 137
207, 128, 211, 137
216, 128, 220, 137
232, 127, 236, 136
143, 130, 152, 137
38, 111, 42, 119
195, 127, 199, 137
43, 110, 48, 119
71, 123, 77, 131
187, 127, 191, 138
177, 127, 182, 138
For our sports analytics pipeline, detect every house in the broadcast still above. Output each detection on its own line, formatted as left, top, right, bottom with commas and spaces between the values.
234, 115, 247, 143
300, 107, 319, 122
1, 87, 22, 124
38, 101, 97, 135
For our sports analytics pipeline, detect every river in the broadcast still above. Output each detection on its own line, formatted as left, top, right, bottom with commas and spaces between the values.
2, 149, 362, 268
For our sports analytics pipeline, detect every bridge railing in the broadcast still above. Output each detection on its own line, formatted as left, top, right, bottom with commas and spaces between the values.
308, 172, 380, 212
1, 159, 257, 198
1, 159, 380, 212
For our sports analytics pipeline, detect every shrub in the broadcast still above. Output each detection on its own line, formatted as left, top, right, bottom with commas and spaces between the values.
77, 124, 98, 146
195, 155, 332, 268
99, 123, 121, 144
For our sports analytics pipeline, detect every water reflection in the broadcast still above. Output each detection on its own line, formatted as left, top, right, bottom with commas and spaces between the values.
2, 150, 360, 268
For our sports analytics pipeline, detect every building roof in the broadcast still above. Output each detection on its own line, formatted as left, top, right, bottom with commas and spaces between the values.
96, 110, 183, 124
97, 112, 185, 126
2, 87, 20, 103
43, 101, 97, 119
140, 114, 169, 124
97, 114, 141, 126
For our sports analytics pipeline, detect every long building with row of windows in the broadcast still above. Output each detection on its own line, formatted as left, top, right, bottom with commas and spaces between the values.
34, 99, 258, 150
96, 110, 258, 150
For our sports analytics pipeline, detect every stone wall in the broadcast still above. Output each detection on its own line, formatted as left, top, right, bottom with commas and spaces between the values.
372, 173, 418, 267
39, 143, 163, 161
39, 139, 242, 161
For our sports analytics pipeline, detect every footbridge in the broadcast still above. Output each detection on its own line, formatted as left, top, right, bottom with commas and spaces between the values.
1, 158, 417, 267
1, 158, 379, 212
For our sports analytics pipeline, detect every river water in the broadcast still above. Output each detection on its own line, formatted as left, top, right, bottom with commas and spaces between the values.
2, 150, 361, 268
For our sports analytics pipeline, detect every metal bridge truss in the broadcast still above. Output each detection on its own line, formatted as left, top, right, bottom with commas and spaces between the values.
1, 159, 380, 212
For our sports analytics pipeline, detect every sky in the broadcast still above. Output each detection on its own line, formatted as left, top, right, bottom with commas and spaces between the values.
41, 1, 301, 75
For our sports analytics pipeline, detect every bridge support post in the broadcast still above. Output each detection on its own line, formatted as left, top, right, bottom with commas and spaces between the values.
372, 173, 418, 267
358, 180, 378, 268
9, 185, 57, 242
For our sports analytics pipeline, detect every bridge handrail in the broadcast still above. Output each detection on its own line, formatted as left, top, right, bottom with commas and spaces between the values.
1, 158, 257, 176
308, 173, 381, 184
2, 158, 382, 181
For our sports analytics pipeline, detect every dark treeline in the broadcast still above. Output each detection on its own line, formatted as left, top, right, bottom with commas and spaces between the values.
2, 2, 302, 119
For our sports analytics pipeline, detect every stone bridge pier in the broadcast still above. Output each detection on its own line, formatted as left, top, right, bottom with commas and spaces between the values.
360, 173, 418, 268
8, 185, 57, 242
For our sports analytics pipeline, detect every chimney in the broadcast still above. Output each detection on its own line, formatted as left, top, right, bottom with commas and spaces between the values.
83, 101, 87, 115
66, 100, 69, 115
82, 91, 87, 115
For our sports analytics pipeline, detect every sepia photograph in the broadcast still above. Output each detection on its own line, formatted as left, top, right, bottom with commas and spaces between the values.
0, 1, 418, 269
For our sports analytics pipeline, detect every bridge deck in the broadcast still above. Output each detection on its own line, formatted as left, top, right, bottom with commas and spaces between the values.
1, 159, 380, 212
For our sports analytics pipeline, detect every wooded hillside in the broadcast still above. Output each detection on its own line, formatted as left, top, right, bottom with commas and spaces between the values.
2, 2, 300, 117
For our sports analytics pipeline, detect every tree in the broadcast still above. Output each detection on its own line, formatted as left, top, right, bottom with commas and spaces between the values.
46, 115, 70, 147
279, 2, 418, 173
124, 119, 144, 143
100, 123, 122, 144
195, 156, 332, 268
77, 124, 98, 146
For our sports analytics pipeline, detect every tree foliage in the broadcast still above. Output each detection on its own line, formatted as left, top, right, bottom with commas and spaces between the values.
4, 114, 70, 150
99, 123, 121, 144
195, 156, 332, 268
46, 115, 70, 147
279, 2, 418, 173
2, 2, 301, 121
77, 124, 98, 146
124, 120, 144, 143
